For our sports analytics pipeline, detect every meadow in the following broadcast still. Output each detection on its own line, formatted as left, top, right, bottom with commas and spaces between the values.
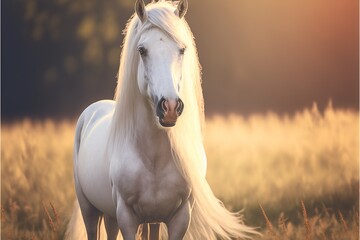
1, 103, 359, 239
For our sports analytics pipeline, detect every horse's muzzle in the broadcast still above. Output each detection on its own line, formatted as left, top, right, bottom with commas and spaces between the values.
156, 97, 184, 127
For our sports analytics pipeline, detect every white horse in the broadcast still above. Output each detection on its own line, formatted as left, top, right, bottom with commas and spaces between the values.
66, 0, 258, 239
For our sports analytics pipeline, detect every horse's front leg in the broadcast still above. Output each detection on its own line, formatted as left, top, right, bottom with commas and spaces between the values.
166, 201, 191, 240
149, 223, 160, 240
116, 199, 140, 240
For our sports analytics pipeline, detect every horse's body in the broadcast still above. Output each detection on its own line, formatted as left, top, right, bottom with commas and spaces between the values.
75, 99, 191, 239
76, 100, 115, 218
66, 1, 257, 239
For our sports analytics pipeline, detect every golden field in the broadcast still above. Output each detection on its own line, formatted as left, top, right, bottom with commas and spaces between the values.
1, 103, 359, 239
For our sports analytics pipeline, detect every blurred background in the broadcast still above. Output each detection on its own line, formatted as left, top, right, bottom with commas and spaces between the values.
1, 0, 359, 239
2, 0, 358, 118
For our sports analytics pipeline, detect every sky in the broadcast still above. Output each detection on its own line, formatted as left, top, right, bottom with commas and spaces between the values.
2, 0, 359, 118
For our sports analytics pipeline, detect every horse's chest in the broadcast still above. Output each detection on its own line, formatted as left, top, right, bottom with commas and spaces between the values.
117, 158, 190, 222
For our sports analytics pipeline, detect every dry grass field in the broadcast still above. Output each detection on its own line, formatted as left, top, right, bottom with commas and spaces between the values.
1, 103, 359, 239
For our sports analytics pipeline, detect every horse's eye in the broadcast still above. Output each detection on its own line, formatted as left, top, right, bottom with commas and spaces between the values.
180, 47, 186, 55
138, 46, 147, 56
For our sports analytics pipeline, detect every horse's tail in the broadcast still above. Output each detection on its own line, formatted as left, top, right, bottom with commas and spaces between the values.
184, 176, 260, 240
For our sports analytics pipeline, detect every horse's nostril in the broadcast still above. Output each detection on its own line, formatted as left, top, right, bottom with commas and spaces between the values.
176, 98, 184, 116
156, 97, 167, 119
162, 99, 168, 112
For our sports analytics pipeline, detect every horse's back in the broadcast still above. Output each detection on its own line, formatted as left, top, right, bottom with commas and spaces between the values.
74, 100, 117, 217
76, 100, 115, 139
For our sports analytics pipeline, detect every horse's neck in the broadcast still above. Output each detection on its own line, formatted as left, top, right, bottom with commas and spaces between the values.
132, 96, 173, 171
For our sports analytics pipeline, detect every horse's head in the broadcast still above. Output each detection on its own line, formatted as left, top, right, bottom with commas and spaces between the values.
135, 0, 188, 127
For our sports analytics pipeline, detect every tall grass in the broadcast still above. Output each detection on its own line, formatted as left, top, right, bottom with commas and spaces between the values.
204, 102, 359, 239
1, 103, 358, 239
1, 120, 75, 239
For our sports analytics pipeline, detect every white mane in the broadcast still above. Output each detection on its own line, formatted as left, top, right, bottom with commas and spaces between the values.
107, 2, 256, 239
109, 1, 205, 174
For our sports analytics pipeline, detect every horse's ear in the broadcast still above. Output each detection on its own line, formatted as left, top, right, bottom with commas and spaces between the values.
175, 0, 188, 19
135, 0, 147, 23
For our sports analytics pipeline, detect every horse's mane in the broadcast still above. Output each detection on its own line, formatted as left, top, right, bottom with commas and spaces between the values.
109, 1, 205, 179
107, 2, 256, 239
